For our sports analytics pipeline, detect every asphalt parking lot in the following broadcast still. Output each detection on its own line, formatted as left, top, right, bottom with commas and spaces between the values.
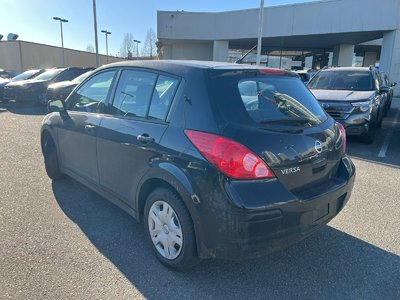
0, 100, 399, 299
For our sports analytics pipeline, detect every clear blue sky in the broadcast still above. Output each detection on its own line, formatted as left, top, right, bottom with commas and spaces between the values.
1, 0, 316, 56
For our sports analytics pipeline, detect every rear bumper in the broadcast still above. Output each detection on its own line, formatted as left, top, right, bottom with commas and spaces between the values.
195, 157, 355, 259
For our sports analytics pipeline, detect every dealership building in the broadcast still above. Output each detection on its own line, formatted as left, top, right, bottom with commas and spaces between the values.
157, 0, 400, 95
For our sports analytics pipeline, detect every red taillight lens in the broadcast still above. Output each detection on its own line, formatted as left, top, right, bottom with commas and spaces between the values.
185, 130, 274, 179
336, 122, 346, 155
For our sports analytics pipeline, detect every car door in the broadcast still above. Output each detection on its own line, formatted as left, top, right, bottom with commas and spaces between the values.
96, 69, 180, 206
57, 69, 117, 184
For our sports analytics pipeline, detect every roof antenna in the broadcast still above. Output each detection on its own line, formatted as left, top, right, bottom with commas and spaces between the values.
236, 45, 257, 64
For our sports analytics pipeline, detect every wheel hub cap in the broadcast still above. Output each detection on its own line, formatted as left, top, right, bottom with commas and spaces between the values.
148, 200, 183, 260
163, 224, 169, 234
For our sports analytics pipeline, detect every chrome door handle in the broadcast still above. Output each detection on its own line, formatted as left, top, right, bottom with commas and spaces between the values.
85, 124, 96, 131
137, 134, 155, 143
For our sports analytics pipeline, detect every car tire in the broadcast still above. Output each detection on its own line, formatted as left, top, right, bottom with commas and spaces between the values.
43, 136, 64, 180
361, 122, 376, 144
144, 187, 199, 270
377, 109, 384, 128
384, 102, 389, 117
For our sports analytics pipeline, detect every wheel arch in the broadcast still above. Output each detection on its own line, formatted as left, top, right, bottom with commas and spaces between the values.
136, 163, 202, 256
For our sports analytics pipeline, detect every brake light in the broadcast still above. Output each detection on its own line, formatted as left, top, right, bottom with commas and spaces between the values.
185, 130, 274, 179
258, 68, 285, 75
336, 122, 346, 155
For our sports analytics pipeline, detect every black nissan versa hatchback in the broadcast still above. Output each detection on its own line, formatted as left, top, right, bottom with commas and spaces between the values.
41, 61, 355, 269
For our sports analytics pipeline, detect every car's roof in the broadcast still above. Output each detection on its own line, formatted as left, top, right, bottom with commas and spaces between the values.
104, 60, 255, 69
320, 67, 372, 72
98, 60, 296, 78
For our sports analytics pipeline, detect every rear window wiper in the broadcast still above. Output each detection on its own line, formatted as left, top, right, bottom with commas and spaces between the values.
259, 118, 313, 126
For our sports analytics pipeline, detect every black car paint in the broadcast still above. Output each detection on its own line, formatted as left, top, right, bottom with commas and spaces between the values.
0, 69, 45, 101
4, 67, 92, 104
41, 61, 355, 259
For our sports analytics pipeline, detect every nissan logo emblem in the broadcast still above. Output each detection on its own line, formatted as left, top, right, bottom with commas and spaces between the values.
315, 140, 323, 153
322, 103, 330, 109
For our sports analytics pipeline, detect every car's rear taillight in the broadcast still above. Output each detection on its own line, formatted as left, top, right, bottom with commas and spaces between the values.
336, 122, 346, 155
185, 130, 274, 179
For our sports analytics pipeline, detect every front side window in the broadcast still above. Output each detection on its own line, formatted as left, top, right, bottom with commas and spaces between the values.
111, 70, 157, 118
67, 70, 116, 113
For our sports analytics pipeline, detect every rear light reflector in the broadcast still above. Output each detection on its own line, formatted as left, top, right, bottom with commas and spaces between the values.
336, 122, 346, 155
185, 130, 274, 179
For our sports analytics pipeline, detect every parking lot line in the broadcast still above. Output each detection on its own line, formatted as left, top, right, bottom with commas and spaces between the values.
378, 108, 400, 158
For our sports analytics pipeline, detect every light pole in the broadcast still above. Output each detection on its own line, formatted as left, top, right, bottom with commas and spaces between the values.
53, 16, 68, 67
93, 0, 99, 67
256, 0, 265, 66
101, 30, 111, 63
134, 39, 141, 59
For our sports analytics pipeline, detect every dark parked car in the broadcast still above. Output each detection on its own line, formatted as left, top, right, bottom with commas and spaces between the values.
1, 69, 45, 102
41, 61, 355, 269
3, 67, 92, 105
47, 70, 94, 102
0, 69, 18, 79
380, 71, 397, 112
308, 67, 389, 143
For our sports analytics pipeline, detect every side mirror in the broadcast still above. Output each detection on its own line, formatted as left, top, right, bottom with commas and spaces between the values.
380, 85, 389, 94
47, 99, 68, 117
390, 82, 397, 87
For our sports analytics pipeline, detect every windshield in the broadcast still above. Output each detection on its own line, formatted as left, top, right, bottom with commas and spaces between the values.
72, 70, 93, 83
210, 70, 327, 127
308, 70, 374, 91
35, 69, 64, 81
11, 70, 41, 81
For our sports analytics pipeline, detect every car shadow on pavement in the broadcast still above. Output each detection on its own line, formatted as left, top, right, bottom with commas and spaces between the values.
52, 178, 400, 300
0, 101, 47, 115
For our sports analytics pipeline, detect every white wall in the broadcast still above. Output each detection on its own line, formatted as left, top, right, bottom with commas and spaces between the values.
162, 42, 213, 60
0, 41, 125, 73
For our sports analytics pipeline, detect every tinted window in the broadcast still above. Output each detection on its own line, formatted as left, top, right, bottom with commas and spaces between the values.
210, 70, 327, 127
68, 70, 116, 113
308, 70, 374, 91
111, 70, 157, 118
148, 75, 179, 120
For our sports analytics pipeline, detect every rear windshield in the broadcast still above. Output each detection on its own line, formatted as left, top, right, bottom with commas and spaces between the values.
209, 70, 327, 128
308, 70, 374, 91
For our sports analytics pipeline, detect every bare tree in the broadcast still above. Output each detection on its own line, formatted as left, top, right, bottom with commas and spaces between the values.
142, 28, 157, 58
86, 44, 95, 53
120, 32, 135, 59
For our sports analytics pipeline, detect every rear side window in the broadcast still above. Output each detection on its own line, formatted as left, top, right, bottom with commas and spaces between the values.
111, 70, 157, 118
210, 70, 327, 127
308, 70, 374, 91
148, 75, 179, 120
